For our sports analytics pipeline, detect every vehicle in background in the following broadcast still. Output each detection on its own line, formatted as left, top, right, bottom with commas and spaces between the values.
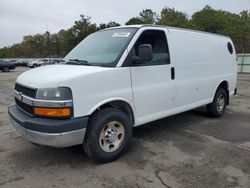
0, 60, 16, 72
9, 59, 17, 63
15, 60, 29, 67
47, 59, 61, 64
59, 59, 65, 63
56, 59, 67, 64
27, 59, 48, 68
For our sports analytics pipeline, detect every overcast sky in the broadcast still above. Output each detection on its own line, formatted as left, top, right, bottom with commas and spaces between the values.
0, 0, 249, 48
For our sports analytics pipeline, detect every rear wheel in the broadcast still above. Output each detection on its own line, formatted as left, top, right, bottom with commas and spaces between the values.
3, 67, 9, 72
83, 108, 133, 163
32, 64, 38, 68
207, 88, 227, 117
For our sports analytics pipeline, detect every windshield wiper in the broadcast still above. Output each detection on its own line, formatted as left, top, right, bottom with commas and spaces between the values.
67, 59, 91, 66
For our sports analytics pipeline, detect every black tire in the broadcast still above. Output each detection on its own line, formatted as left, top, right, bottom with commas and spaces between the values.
33, 64, 38, 68
3, 67, 9, 72
207, 88, 227, 117
83, 108, 133, 163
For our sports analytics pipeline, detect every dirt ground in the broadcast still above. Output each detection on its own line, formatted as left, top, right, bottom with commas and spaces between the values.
0, 67, 250, 188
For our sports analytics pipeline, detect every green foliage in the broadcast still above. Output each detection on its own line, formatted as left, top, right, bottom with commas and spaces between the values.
1, 6, 250, 58
190, 6, 250, 52
126, 9, 157, 25
157, 7, 189, 27
125, 17, 144, 25
191, 6, 232, 33
139, 9, 157, 24
0, 47, 9, 58
98, 21, 120, 30
236, 11, 250, 52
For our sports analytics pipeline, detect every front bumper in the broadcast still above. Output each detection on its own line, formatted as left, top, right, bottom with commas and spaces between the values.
8, 105, 89, 147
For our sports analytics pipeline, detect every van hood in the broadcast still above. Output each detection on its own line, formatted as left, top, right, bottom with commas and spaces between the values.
17, 64, 110, 88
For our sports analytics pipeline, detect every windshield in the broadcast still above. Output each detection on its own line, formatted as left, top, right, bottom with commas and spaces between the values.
64, 28, 137, 67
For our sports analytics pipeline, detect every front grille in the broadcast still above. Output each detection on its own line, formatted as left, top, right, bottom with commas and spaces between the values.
15, 83, 37, 98
15, 98, 34, 115
15, 83, 36, 115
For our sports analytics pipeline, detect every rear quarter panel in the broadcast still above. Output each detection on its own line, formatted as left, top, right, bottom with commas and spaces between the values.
168, 28, 237, 107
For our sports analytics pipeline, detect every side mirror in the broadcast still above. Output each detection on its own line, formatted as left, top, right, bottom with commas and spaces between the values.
133, 44, 153, 64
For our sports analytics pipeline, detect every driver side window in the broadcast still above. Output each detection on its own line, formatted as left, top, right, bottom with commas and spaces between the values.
134, 30, 170, 66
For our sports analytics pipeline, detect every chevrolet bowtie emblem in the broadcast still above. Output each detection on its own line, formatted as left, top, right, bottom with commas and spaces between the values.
16, 92, 23, 102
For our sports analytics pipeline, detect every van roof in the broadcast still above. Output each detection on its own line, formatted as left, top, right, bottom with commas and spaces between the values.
105, 24, 230, 39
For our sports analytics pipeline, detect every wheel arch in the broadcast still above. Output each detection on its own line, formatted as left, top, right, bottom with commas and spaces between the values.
88, 98, 135, 125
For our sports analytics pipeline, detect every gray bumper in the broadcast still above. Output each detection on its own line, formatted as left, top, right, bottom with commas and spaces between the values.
8, 105, 89, 147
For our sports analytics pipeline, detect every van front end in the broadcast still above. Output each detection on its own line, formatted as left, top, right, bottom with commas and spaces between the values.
8, 83, 89, 147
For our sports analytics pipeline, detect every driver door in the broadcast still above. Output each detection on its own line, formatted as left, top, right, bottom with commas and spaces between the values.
129, 29, 176, 125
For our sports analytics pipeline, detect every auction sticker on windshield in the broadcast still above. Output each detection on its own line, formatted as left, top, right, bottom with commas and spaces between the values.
112, 32, 130, 37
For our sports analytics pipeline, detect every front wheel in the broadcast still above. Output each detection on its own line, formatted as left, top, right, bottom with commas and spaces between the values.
3, 67, 9, 72
83, 108, 133, 163
207, 88, 227, 117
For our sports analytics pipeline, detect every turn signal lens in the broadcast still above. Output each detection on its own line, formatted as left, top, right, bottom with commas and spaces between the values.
34, 107, 71, 117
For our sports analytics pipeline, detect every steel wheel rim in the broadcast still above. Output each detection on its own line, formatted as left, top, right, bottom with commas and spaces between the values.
217, 94, 225, 112
99, 121, 125, 152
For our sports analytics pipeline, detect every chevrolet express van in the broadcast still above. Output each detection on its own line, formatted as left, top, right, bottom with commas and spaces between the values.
8, 25, 237, 163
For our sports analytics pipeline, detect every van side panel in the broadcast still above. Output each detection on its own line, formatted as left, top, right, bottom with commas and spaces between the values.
168, 28, 237, 108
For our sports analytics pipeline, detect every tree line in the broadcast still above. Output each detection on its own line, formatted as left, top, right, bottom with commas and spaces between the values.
1, 5, 250, 58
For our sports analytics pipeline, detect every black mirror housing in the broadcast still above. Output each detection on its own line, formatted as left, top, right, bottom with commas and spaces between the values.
133, 44, 153, 64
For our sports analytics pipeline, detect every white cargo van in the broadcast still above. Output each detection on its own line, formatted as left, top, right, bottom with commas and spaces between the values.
9, 25, 237, 162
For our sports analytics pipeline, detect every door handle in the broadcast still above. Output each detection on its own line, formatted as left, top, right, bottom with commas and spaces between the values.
171, 67, 175, 80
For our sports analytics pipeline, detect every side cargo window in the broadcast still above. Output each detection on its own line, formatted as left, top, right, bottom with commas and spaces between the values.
134, 30, 170, 66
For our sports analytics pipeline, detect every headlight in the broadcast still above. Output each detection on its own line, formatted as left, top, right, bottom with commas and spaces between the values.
36, 87, 72, 100
34, 87, 73, 118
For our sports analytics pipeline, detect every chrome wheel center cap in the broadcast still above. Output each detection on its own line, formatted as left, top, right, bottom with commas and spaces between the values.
105, 128, 118, 143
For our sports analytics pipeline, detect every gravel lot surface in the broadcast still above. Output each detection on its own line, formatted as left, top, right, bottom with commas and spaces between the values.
0, 67, 250, 188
